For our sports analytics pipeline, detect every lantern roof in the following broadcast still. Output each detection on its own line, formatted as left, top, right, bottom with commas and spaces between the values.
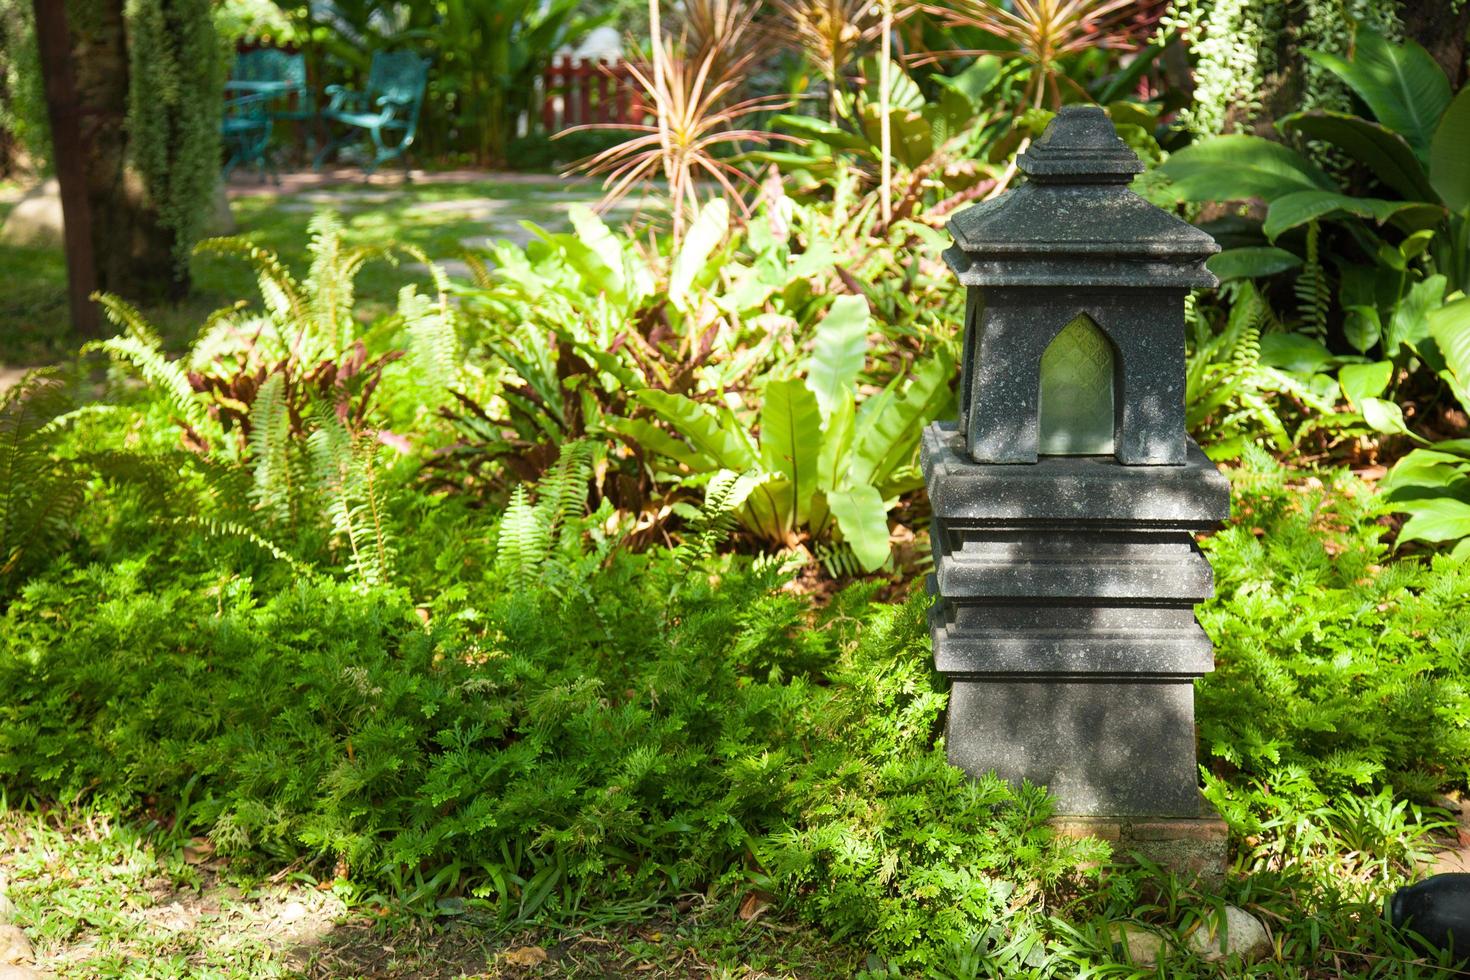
945, 106, 1219, 289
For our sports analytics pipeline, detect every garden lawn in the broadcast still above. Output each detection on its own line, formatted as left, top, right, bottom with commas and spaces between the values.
0, 174, 647, 366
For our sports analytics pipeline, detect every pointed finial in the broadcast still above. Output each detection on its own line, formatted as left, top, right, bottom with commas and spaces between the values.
1018, 105, 1144, 183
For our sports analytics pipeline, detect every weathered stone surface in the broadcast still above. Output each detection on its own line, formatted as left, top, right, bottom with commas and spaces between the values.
922, 424, 1230, 527
1186, 906, 1271, 962
925, 106, 1228, 825
947, 679, 1201, 816
0, 925, 32, 966
944, 105, 1218, 466
946, 106, 1216, 289
0, 965, 48, 980
1108, 923, 1169, 967
931, 602, 1215, 678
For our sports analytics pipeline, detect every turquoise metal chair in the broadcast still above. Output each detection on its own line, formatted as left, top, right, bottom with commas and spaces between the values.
222, 49, 313, 182
314, 50, 429, 176
221, 90, 276, 182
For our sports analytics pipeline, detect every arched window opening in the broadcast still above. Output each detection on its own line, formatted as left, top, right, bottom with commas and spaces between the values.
1038, 313, 1115, 455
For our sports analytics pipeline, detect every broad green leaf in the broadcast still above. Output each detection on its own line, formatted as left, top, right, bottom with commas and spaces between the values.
1304, 31, 1451, 161
1339, 361, 1393, 407
1431, 88, 1470, 212
1345, 305, 1383, 354
1385, 274, 1447, 357
564, 205, 627, 299
860, 103, 933, 169
603, 416, 712, 470
932, 56, 1003, 103
760, 379, 823, 524
852, 350, 956, 491
1397, 497, 1470, 544
1263, 190, 1432, 241
817, 394, 855, 492
1279, 111, 1437, 201
770, 113, 869, 151
1429, 296, 1470, 411
806, 295, 870, 419
827, 484, 890, 572
1259, 333, 1335, 373
1207, 247, 1302, 282
1361, 396, 1410, 435
1157, 135, 1333, 204
669, 199, 728, 310
635, 389, 757, 471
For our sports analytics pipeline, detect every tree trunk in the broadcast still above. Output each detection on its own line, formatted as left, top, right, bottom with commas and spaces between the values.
30, 0, 99, 336
70, 0, 182, 301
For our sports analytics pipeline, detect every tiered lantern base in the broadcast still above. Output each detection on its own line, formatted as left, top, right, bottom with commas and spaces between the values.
921, 422, 1230, 819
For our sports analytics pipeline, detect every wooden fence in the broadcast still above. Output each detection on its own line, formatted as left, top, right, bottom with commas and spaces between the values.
540, 56, 646, 133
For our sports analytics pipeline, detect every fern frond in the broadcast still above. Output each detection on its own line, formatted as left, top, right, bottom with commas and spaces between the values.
0, 371, 84, 580
676, 469, 756, 569
248, 373, 296, 527
194, 237, 306, 323
171, 515, 311, 571
495, 485, 550, 588
1295, 221, 1330, 340
539, 441, 594, 549
85, 321, 217, 443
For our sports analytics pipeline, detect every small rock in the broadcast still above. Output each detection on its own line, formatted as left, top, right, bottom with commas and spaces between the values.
1109, 922, 1167, 966
0, 925, 32, 965
0, 966, 48, 980
1186, 905, 1271, 963
278, 901, 307, 923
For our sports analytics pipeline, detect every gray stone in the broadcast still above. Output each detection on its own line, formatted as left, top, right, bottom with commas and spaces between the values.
0, 966, 47, 980
947, 679, 1202, 816
1186, 906, 1271, 962
922, 106, 1228, 826
0, 924, 31, 965
921, 424, 1229, 528
944, 105, 1218, 466
1109, 923, 1169, 967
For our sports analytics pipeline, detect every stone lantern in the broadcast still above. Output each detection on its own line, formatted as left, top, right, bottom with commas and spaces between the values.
921, 106, 1231, 851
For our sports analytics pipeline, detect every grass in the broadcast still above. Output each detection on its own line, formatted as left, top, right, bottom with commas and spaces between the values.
0, 806, 863, 979
0, 176, 646, 367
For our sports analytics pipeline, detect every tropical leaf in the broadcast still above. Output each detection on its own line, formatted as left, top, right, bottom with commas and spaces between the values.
1397, 497, 1470, 544
1304, 31, 1451, 161
669, 199, 728, 310
759, 379, 822, 525
635, 389, 758, 471
1278, 111, 1437, 202
1157, 135, 1333, 204
1263, 190, 1437, 241
1429, 296, 1470, 410
805, 295, 870, 419
1430, 88, 1470, 212
826, 484, 889, 573
1207, 247, 1302, 282
1339, 361, 1393, 408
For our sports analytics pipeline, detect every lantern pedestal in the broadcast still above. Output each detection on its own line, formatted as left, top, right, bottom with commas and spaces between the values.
921, 423, 1229, 818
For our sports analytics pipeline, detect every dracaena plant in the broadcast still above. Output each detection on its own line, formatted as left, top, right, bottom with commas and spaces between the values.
609, 294, 955, 572
563, 0, 795, 247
